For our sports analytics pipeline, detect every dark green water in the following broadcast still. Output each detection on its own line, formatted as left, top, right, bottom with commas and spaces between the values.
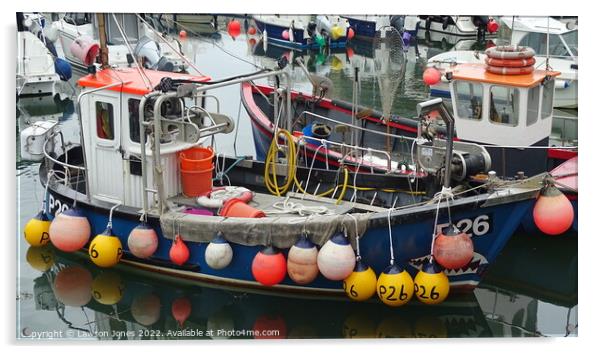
16, 15, 577, 339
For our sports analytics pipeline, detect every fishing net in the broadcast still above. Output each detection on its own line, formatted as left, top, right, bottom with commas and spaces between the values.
373, 26, 406, 152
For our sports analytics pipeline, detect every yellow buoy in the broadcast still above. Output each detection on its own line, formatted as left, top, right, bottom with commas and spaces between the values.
25, 245, 55, 272
91, 271, 125, 305
23, 211, 51, 247
376, 314, 413, 338
413, 262, 450, 305
342, 311, 377, 338
343, 261, 377, 301
376, 264, 414, 307
89, 227, 123, 268
331, 25, 345, 40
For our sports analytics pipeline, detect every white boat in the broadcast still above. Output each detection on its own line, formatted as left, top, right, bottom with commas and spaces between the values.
51, 13, 188, 72
404, 16, 498, 40
428, 17, 577, 108
16, 13, 61, 97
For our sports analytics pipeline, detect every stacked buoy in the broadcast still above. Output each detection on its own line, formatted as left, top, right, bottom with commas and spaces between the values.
484, 45, 536, 75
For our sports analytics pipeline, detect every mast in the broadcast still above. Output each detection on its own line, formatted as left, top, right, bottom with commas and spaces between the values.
96, 13, 110, 69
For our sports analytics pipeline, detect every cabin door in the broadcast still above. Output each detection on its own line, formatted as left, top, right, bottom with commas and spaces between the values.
89, 93, 124, 204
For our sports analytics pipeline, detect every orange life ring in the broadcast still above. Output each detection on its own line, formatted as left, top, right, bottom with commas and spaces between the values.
485, 57, 536, 68
486, 65, 535, 75
485, 45, 535, 59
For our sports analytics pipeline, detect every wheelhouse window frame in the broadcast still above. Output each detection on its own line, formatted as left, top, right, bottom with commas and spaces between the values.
453, 81, 484, 121
488, 85, 520, 127
95, 101, 115, 141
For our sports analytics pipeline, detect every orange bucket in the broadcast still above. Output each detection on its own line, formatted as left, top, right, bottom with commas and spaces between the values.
220, 198, 266, 218
180, 146, 214, 171
181, 167, 214, 197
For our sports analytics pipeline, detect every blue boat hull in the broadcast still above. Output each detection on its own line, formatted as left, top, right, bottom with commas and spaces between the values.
253, 18, 347, 50
45, 183, 534, 294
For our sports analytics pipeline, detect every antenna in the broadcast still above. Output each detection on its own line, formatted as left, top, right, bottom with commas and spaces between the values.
546, 16, 551, 70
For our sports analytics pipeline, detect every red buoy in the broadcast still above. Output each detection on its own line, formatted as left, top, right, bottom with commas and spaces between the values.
227, 19, 241, 38
248, 38, 257, 46
179, 30, 187, 38
253, 314, 287, 339
533, 184, 574, 235
487, 19, 499, 33
247, 26, 257, 35
169, 234, 190, 266
433, 227, 474, 270
346, 47, 354, 59
251, 246, 286, 286
281, 29, 290, 40
422, 67, 441, 86
347, 27, 355, 40
172, 297, 192, 327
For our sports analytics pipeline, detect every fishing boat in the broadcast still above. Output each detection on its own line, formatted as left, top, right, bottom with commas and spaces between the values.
403, 16, 499, 40
341, 15, 407, 40
252, 15, 351, 50
16, 13, 71, 97
50, 13, 189, 73
28, 58, 563, 302
428, 17, 578, 108
244, 56, 576, 178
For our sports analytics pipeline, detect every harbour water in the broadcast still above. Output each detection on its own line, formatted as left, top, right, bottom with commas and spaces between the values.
16, 15, 577, 339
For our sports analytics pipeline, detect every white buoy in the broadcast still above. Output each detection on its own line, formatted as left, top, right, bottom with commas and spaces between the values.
317, 231, 356, 281
205, 232, 233, 270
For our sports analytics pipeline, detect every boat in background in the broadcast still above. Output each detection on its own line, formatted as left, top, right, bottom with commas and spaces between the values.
253, 15, 351, 50
404, 16, 498, 41
16, 13, 69, 97
428, 16, 578, 108
50, 13, 188, 73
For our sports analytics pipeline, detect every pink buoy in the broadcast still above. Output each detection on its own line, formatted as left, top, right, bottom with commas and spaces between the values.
49, 207, 91, 252
131, 293, 161, 326
281, 29, 290, 40
247, 26, 257, 35
179, 30, 187, 38
127, 222, 159, 259
69, 36, 100, 66
423, 67, 441, 86
533, 184, 574, 235
287, 234, 319, 285
433, 227, 474, 270
169, 234, 190, 266
317, 231, 356, 281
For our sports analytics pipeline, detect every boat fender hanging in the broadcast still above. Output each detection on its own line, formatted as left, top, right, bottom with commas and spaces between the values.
127, 222, 159, 259
433, 226, 474, 270
376, 263, 414, 307
49, 207, 91, 252
533, 183, 574, 235
317, 231, 356, 281
251, 246, 287, 286
343, 261, 377, 301
89, 227, 123, 268
287, 233, 319, 285
205, 231, 234, 270
24, 210, 51, 247
170, 234, 190, 266
413, 261, 450, 305
69, 36, 100, 66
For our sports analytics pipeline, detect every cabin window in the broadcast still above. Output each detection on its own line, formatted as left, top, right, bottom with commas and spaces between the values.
129, 98, 141, 143
453, 81, 483, 120
106, 13, 139, 45
518, 32, 570, 57
541, 79, 554, 119
526, 85, 540, 126
96, 102, 114, 140
489, 86, 519, 126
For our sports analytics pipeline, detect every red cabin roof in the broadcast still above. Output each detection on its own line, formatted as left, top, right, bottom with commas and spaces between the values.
450, 63, 560, 88
78, 67, 211, 96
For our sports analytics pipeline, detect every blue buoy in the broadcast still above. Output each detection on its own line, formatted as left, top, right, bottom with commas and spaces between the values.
54, 58, 72, 81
